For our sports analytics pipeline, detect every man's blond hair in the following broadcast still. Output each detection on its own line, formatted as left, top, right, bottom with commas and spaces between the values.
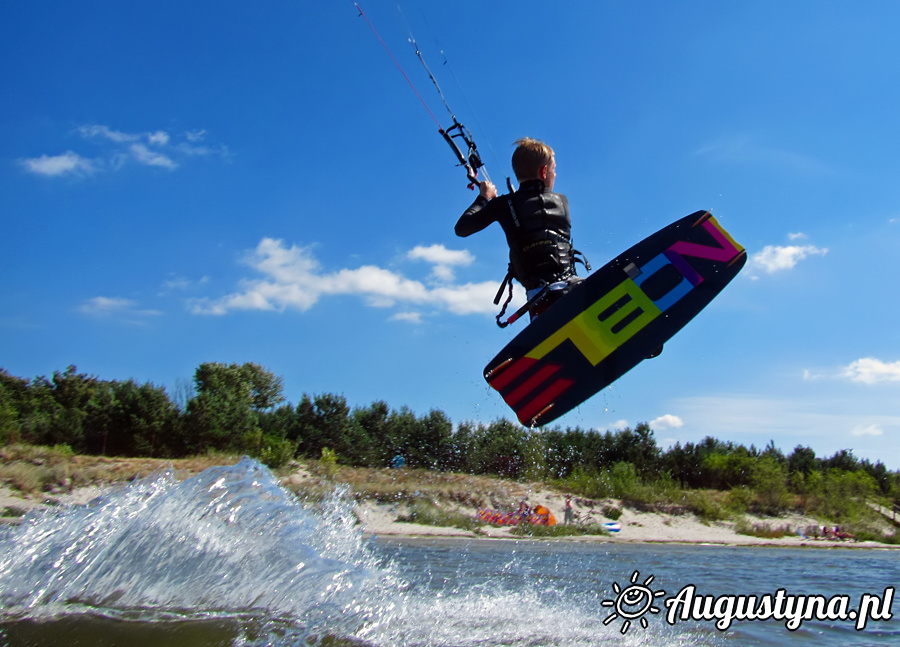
511, 137, 555, 181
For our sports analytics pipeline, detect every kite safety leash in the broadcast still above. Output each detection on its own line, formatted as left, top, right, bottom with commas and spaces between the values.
355, 3, 489, 189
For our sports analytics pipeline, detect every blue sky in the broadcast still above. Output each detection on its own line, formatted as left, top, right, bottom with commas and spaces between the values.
3, 1, 900, 467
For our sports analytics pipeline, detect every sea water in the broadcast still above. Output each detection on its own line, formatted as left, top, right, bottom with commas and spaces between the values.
0, 458, 896, 646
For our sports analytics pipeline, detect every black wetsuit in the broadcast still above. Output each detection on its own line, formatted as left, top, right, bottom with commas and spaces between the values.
455, 179, 579, 292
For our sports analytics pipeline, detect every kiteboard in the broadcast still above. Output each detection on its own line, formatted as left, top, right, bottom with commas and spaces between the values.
483, 210, 746, 427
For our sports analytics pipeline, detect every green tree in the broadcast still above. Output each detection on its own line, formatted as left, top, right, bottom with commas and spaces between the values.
471, 419, 529, 478
193, 362, 284, 411
543, 427, 588, 479
822, 449, 860, 472
382, 407, 420, 467
22, 366, 105, 451
750, 455, 792, 513
295, 393, 369, 464
787, 445, 818, 476
185, 362, 284, 452
83, 380, 182, 456
610, 423, 660, 476
702, 449, 756, 489
446, 421, 480, 473
353, 400, 392, 466
0, 369, 30, 444
409, 409, 453, 469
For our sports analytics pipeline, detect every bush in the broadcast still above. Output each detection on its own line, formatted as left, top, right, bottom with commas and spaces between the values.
685, 490, 729, 521
558, 463, 683, 510
853, 528, 900, 545
242, 428, 296, 469
725, 486, 753, 514
602, 505, 622, 520
750, 457, 793, 513
561, 465, 611, 499
49, 444, 74, 462
260, 436, 297, 469
319, 447, 339, 479
735, 520, 795, 539
609, 463, 681, 509
396, 499, 484, 532
1, 463, 53, 493
1, 505, 27, 518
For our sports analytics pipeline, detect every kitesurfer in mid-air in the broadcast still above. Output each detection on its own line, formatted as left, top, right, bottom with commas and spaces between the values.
455, 138, 664, 357
455, 137, 584, 320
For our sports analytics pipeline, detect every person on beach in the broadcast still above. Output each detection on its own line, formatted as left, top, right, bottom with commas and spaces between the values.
564, 495, 578, 525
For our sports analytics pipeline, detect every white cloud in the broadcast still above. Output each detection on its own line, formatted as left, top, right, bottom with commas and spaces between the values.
408, 244, 474, 267
78, 296, 135, 315
192, 238, 505, 318
330, 265, 431, 307
147, 130, 170, 146
408, 244, 475, 282
77, 296, 162, 320
77, 124, 140, 143
178, 129, 230, 157
21, 125, 224, 179
429, 264, 456, 282
840, 358, 900, 385
176, 142, 229, 158
748, 244, 828, 274
650, 414, 684, 430
852, 424, 884, 437
391, 311, 423, 324
787, 232, 807, 241
597, 419, 630, 431
129, 143, 177, 169
160, 274, 209, 294
802, 369, 826, 381
19, 151, 96, 177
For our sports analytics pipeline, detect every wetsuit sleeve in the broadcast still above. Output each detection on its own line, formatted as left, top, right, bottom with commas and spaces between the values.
455, 195, 498, 237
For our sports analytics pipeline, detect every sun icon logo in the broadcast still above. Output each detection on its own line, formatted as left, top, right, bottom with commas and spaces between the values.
601, 570, 666, 634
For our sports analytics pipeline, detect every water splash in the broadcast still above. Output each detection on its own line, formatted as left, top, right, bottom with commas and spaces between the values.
0, 458, 389, 633
0, 458, 720, 647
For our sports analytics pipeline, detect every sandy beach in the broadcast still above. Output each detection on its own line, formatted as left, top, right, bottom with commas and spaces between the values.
3, 460, 895, 550
351, 483, 892, 549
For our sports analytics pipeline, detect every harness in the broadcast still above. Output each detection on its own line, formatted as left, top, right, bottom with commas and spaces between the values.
493, 191, 590, 327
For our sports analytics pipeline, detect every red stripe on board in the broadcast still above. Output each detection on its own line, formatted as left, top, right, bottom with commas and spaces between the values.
488, 357, 537, 392
503, 364, 561, 408
516, 378, 576, 426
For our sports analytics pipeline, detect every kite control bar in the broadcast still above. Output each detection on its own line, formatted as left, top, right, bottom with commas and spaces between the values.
356, 3, 490, 189
440, 120, 485, 188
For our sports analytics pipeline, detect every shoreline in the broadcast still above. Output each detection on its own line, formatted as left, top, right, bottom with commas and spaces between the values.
353, 497, 897, 550
1, 458, 896, 551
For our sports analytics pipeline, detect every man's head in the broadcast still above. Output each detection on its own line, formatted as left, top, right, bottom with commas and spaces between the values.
512, 137, 556, 189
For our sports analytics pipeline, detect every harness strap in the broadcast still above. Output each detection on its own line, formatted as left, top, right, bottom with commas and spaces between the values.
573, 248, 591, 271
497, 285, 547, 328
493, 265, 516, 327
493, 267, 514, 305
495, 280, 573, 328
494, 278, 515, 327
